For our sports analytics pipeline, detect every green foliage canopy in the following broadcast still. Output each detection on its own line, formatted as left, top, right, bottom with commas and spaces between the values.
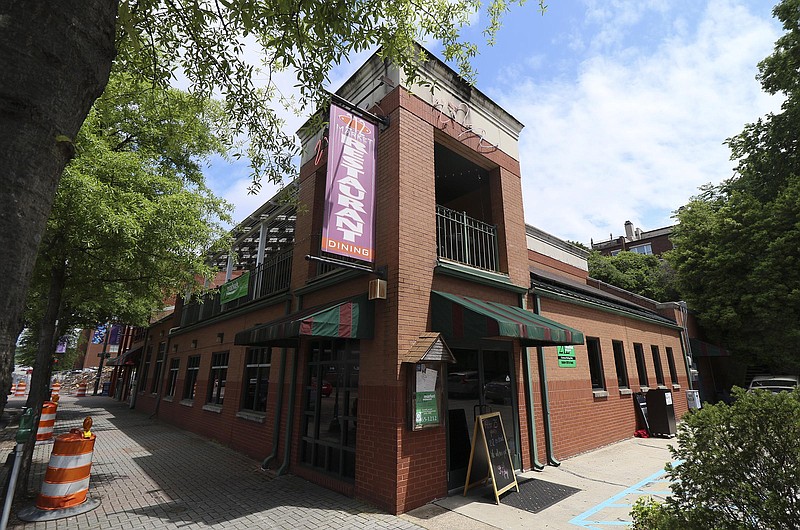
587, 250, 679, 302
669, 0, 800, 371
26, 73, 233, 334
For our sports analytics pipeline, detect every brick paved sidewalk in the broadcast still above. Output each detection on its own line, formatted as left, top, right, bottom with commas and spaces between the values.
1, 396, 424, 530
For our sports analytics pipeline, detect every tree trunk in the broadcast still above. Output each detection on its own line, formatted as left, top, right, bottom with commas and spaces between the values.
16, 262, 66, 500
0, 0, 118, 417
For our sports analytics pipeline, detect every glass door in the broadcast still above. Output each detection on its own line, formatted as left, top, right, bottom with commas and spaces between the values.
446, 342, 518, 491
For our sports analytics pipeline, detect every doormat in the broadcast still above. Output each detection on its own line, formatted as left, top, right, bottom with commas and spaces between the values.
486, 478, 581, 513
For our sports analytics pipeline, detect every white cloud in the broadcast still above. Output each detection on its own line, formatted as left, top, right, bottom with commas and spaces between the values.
490, 0, 782, 245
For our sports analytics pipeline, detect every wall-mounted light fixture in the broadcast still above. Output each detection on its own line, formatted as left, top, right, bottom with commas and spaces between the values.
216, 333, 224, 344
191, 339, 197, 349
173, 344, 178, 353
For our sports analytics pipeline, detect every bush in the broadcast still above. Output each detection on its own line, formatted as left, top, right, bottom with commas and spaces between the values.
631, 387, 800, 529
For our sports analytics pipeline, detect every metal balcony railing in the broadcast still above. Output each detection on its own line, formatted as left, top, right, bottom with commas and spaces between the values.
179, 249, 293, 327
436, 205, 499, 272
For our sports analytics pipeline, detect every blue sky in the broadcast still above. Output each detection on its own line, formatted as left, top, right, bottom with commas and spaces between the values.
204, 0, 783, 246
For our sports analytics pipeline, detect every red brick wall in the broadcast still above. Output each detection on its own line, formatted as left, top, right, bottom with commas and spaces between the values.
529, 296, 689, 460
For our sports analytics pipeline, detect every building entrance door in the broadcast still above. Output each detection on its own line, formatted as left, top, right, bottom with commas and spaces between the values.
446, 341, 519, 491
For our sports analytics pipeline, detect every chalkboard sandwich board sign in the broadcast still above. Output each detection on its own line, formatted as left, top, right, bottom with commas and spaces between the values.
463, 412, 519, 504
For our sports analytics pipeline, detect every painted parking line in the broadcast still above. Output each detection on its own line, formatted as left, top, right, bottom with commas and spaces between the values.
568, 464, 678, 529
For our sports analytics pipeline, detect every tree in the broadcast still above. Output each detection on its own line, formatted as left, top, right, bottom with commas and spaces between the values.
14, 73, 231, 499
669, 0, 800, 372
587, 250, 680, 302
0, 0, 540, 416
630, 387, 800, 529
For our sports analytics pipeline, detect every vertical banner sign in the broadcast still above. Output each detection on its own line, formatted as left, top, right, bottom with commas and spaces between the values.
322, 102, 377, 263
91, 325, 107, 345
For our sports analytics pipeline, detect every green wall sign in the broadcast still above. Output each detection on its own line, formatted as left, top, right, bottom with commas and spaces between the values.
557, 345, 577, 368
415, 391, 439, 426
220, 272, 250, 304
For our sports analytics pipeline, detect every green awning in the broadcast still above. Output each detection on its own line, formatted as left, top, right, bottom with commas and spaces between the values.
234, 295, 373, 346
431, 291, 584, 346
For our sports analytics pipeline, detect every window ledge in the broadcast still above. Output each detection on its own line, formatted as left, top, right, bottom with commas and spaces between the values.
202, 404, 223, 414
672, 384, 681, 390
639, 386, 650, 393
657, 385, 669, 390
592, 390, 609, 399
619, 388, 633, 396
179, 399, 194, 407
237, 410, 266, 424
162, 396, 174, 403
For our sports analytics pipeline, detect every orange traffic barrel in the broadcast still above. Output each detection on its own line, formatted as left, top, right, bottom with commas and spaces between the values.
35, 430, 96, 510
9, 382, 16, 395
75, 382, 87, 397
36, 402, 58, 442
51, 382, 62, 399
15, 381, 27, 396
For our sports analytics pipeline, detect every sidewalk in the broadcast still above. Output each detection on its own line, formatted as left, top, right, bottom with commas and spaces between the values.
1, 396, 675, 529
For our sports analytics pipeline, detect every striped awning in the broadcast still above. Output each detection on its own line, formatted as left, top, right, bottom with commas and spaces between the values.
234, 295, 373, 346
431, 291, 584, 346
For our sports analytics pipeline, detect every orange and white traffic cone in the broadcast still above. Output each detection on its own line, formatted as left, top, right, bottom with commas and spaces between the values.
9, 382, 16, 395
17, 417, 100, 522
15, 381, 27, 396
36, 401, 58, 442
75, 382, 87, 397
51, 382, 61, 400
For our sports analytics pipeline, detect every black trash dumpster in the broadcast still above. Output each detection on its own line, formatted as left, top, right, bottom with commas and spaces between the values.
646, 388, 676, 437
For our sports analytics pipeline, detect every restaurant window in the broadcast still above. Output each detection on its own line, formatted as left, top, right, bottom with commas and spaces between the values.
150, 341, 166, 393
586, 338, 605, 390
666, 347, 679, 385
166, 358, 180, 397
242, 347, 271, 413
207, 351, 229, 406
301, 339, 359, 480
183, 355, 200, 400
634, 343, 648, 387
651, 345, 665, 386
612, 340, 629, 389
140, 345, 152, 391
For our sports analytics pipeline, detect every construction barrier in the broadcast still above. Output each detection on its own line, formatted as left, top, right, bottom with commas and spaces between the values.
51, 382, 61, 400
9, 383, 16, 395
36, 402, 58, 442
75, 383, 87, 397
35, 429, 96, 510
15, 381, 27, 397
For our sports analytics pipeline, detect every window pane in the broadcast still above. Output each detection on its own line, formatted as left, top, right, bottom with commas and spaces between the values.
666, 347, 678, 384
651, 345, 665, 385
587, 338, 605, 390
634, 343, 648, 386
612, 341, 629, 389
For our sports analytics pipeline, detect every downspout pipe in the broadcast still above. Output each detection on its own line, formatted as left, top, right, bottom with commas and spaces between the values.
262, 347, 288, 470
277, 345, 299, 476
523, 346, 545, 471
520, 293, 545, 471
532, 294, 560, 467
678, 301, 694, 391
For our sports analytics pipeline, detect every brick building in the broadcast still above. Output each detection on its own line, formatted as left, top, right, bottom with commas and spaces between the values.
123, 48, 690, 514
591, 220, 674, 257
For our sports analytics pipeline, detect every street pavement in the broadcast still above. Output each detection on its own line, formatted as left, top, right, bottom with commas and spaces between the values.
1, 395, 677, 529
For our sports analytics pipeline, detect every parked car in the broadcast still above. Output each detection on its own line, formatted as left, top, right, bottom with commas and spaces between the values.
484, 375, 511, 404
748, 375, 799, 393
447, 371, 479, 398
